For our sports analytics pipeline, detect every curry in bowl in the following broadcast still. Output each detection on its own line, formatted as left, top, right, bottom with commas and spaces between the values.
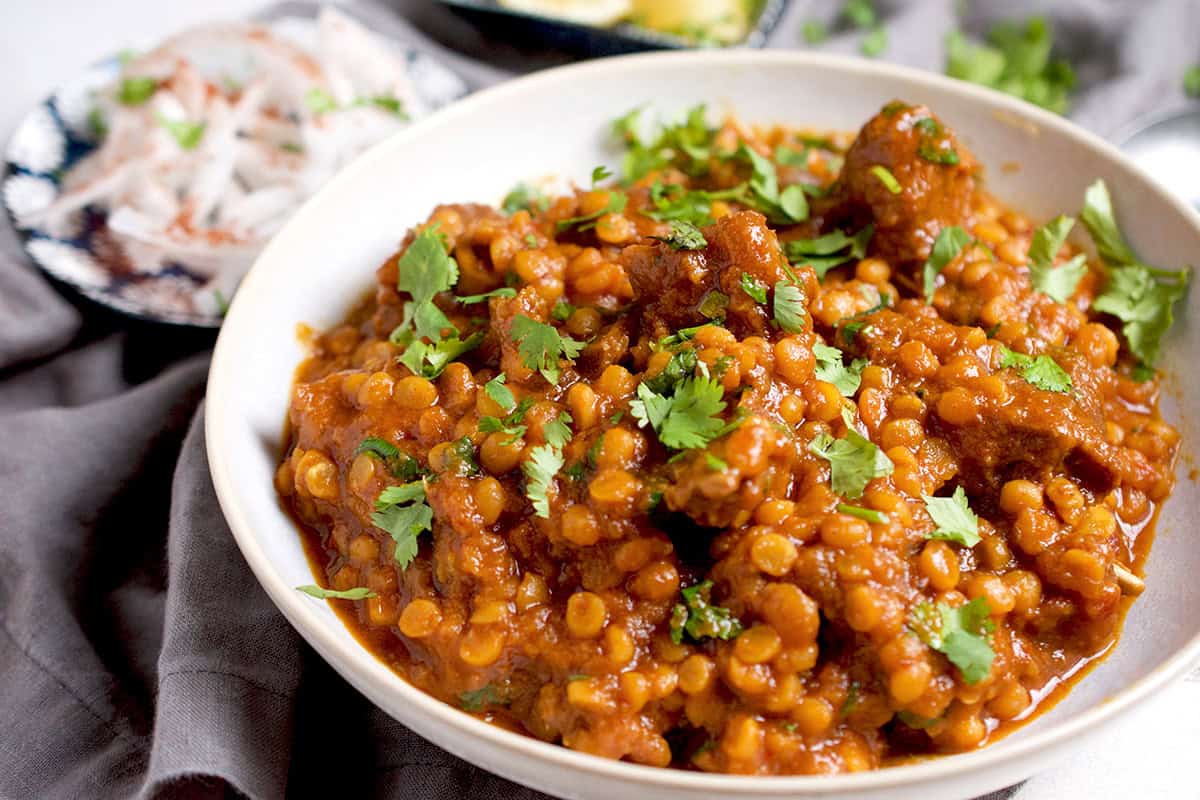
275, 101, 1186, 775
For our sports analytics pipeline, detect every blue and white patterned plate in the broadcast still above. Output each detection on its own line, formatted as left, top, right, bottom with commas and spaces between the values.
2, 16, 467, 328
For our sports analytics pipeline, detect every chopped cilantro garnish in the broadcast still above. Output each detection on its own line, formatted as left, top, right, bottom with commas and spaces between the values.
296, 585, 376, 600
783, 225, 874, 279
158, 115, 206, 150
1187, 65, 1200, 98
501, 183, 549, 215
361, 95, 407, 117
740, 272, 768, 304
909, 597, 995, 684
653, 220, 708, 251
860, 26, 888, 57
354, 437, 426, 480
645, 348, 699, 395
773, 280, 808, 333
698, 290, 729, 321
704, 452, 728, 471
922, 225, 972, 302
543, 412, 573, 448
459, 685, 506, 711
631, 375, 727, 451
669, 580, 743, 644
836, 503, 888, 524
813, 342, 866, 397
371, 481, 432, 569
591, 165, 613, 184
809, 413, 894, 499
658, 324, 710, 349
921, 486, 981, 547
843, 0, 877, 28
1028, 215, 1087, 303
612, 105, 715, 184
397, 332, 482, 380
480, 396, 534, 444
841, 682, 860, 717
914, 116, 960, 165
556, 191, 628, 232
483, 373, 517, 413
944, 17, 1076, 114
734, 144, 810, 224
869, 165, 901, 194
1081, 179, 1190, 371
523, 443, 564, 518
802, 19, 828, 44
457, 287, 517, 305
551, 301, 575, 321
997, 345, 1072, 393
117, 76, 157, 105
510, 315, 586, 385
398, 226, 459, 311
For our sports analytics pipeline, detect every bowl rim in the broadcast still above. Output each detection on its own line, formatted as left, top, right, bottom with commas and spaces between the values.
206, 47, 1200, 794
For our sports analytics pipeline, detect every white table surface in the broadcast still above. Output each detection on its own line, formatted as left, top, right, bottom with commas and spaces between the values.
3, 2, 1196, 798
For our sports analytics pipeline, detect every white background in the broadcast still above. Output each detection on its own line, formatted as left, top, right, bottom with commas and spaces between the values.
2, 1, 1196, 797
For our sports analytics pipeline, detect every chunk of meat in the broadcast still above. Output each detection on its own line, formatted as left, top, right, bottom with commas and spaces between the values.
664, 416, 794, 529
623, 210, 788, 342
830, 101, 978, 267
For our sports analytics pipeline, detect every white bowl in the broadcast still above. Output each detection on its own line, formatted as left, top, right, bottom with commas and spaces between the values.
206, 50, 1200, 800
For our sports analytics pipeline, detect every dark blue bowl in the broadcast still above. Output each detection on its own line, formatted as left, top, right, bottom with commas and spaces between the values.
436, 0, 789, 56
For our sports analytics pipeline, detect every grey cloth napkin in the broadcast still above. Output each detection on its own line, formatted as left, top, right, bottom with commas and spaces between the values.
1, 1, 1196, 798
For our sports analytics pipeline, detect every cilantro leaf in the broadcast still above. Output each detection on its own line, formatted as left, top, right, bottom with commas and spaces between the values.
740, 272, 768, 304
354, 438, 426, 480
921, 486, 981, 547
909, 598, 995, 684
813, 342, 866, 397
657, 376, 728, 450
296, 584, 376, 600
698, 290, 729, 321
459, 685, 506, 711
773, 280, 807, 333
501, 183, 549, 215
556, 191, 628, 232
523, 443, 564, 518
783, 225, 874, 278
997, 345, 1072, 393
669, 580, 743, 644
612, 104, 715, 183
397, 331, 483, 379
376, 481, 426, 508
543, 412, 573, 448
809, 425, 894, 500
735, 144, 810, 224
398, 226, 459, 307
117, 76, 157, 106
158, 115, 206, 150
843, 0, 877, 28
630, 382, 674, 431
457, 287, 517, 305
870, 165, 901, 194
551, 301, 575, 321
653, 220, 708, 250
591, 165, 613, 184
802, 19, 828, 44
922, 225, 972, 302
1187, 65, 1200, 98
510, 315, 585, 385
483, 373, 517, 413
1081, 179, 1190, 369
480, 396, 534, 444
945, 17, 1076, 115
644, 348, 699, 395
1028, 214, 1088, 303
860, 26, 888, 58
371, 489, 433, 569
836, 503, 889, 524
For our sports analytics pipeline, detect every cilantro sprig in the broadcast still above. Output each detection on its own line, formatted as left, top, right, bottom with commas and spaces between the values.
523, 444, 564, 518
296, 585, 376, 600
945, 16, 1076, 114
354, 437, 426, 481
813, 342, 866, 397
808, 410, 894, 499
996, 345, 1072, 393
612, 105, 715, 183
510, 315, 586, 385
909, 598, 996, 684
921, 486, 981, 547
783, 225, 874, 279
1028, 215, 1088, 303
669, 580, 743, 644
1080, 179, 1190, 374
653, 220, 708, 251
631, 374, 727, 451
922, 226, 972, 303
371, 481, 433, 569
